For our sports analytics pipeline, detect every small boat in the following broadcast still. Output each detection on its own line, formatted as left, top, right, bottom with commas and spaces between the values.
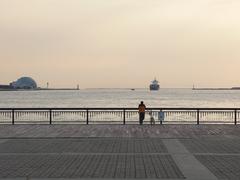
150, 78, 160, 91
131, 88, 135, 91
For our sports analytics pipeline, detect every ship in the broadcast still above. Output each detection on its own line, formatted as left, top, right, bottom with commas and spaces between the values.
150, 78, 160, 91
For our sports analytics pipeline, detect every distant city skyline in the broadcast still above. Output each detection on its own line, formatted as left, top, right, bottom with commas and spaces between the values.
1, 0, 240, 88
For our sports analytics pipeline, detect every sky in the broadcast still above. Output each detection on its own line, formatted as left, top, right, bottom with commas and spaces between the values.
0, 0, 240, 88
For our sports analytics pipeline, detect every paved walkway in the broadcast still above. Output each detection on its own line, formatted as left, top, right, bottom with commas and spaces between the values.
0, 124, 239, 138
0, 125, 240, 180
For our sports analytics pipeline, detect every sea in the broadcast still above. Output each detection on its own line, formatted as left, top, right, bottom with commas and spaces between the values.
0, 88, 240, 108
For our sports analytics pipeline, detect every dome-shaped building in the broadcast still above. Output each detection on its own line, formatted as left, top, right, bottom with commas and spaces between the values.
12, 77, 37, 89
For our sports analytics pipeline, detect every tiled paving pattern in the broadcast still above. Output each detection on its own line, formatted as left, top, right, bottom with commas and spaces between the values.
0, 124, 239, 138
0, 138, 184, 179
0, 154, 184, 178
0, 138, 168, 153
180, 139, 240, 153
195, 155, 240, 180
1, 125, 240, 179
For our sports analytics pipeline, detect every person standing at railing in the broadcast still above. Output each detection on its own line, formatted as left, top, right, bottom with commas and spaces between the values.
138, 101, 146, 125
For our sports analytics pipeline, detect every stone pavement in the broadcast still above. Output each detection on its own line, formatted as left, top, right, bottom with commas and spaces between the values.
0, 125, 240, 180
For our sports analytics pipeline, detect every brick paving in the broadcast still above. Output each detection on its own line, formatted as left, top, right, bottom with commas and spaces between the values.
195, 155, 240, 180
0, 138, 184, 179
180, 138, 240, 153
1, 154, 178, 178
0, 125, 240, 179
0, 124, 239, 138
0, 138, 168, 154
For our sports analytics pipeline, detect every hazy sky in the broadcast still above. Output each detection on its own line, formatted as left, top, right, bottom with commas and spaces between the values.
1, 0, 240, 88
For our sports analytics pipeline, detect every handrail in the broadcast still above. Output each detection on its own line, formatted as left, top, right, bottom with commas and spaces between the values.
0, 107, 240, 110
0, 107, 239, 125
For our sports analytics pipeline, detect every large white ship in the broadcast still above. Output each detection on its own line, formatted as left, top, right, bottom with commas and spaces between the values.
149, 78, 160, 91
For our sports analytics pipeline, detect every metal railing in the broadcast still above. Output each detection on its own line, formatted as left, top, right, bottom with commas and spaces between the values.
0, 108, 239, 125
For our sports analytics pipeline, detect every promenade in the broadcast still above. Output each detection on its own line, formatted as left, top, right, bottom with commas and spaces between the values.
0, 124, 240, 180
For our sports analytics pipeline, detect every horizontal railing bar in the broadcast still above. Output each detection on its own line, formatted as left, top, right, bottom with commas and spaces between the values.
0, 108, 240, 111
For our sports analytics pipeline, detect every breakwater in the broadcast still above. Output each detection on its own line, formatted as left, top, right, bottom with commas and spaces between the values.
192, 87, 240, 90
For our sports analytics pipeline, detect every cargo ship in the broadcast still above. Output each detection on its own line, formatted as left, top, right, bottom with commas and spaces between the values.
150, 78, 160, 91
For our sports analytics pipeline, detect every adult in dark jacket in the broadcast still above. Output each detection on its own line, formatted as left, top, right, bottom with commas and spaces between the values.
138, 101, 146, 125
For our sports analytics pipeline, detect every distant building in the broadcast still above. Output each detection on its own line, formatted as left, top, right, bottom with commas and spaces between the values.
12, 77, 37, 89
0, 77, 37, 90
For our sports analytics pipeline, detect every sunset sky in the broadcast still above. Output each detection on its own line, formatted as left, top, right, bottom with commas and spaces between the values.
0, 0, 240, 88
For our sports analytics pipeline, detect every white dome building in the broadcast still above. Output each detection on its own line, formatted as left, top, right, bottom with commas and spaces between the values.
12, 77, 37, 89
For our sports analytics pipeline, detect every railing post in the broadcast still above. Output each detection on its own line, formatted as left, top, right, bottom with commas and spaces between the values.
197, 109, 200, 125
49, 109, 52, 125
86, 109, 89, 125
234, 109, 237, 125
12, 109, 14, 125
123, 109, 126, 125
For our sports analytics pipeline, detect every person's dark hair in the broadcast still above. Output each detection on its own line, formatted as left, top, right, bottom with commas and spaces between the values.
141, 101, 144, 104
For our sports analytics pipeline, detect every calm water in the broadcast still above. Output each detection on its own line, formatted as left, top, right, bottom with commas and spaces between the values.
0, 88, 240, 108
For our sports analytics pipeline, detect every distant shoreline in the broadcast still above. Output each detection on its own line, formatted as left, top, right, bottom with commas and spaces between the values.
0, 88, 79, 91
1, 87, 240, 91
193, 87, 240, 90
